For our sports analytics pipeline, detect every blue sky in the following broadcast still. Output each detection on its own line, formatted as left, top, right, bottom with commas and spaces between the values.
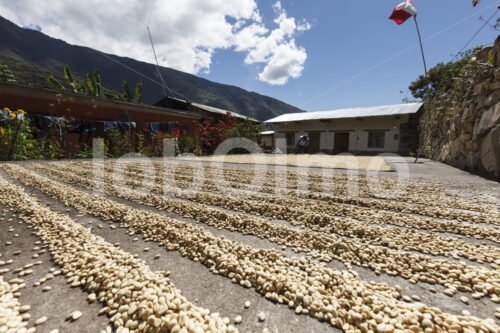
200, 0, 500, 111
1, 0, 499, 114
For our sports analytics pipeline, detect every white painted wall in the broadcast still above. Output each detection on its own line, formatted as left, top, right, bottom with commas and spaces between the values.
274, 132, 287, 152
273, 115, 409, 153
320, 132, 334, 150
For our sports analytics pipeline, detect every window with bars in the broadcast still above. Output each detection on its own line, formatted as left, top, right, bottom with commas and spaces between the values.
368, 131, 385, 149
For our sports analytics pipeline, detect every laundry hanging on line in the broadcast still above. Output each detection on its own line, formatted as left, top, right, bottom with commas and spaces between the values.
104, 121, 137, 133
3, 110, 184, 138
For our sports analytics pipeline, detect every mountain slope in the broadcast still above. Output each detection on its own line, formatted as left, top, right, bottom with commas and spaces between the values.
0, 16, 303, 120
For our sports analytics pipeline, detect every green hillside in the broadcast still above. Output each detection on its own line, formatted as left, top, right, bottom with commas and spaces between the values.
0, 16, 303, 120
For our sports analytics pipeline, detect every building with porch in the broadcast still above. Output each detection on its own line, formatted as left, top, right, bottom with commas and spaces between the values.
266, 103, 423, 155
259, 131, 274, 151
0, 82, 203, 154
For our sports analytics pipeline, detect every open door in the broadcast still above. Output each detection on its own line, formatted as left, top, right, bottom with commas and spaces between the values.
308, 133, 321, 153
334, 132, 349, 154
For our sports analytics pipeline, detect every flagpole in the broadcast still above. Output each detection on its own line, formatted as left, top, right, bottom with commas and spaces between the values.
413, 16, 430, 163
413, 16, 428, 80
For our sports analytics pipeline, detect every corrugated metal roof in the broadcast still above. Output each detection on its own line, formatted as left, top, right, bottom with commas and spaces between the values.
265, 103, 423, 123
191, 102, 252, 120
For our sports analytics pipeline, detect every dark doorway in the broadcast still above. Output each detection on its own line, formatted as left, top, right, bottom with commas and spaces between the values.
334, 132, 350, 154
308, 133, 321, 153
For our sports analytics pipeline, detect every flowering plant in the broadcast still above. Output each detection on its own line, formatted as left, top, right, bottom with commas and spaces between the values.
2, 107, 27, 119
196, 112, 236, 154
0, 108, 63, 161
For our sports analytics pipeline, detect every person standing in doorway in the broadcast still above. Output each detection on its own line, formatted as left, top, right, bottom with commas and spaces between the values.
294, 135, 309, 154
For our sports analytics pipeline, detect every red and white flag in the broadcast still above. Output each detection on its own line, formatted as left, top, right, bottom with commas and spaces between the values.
389, 0, 418, 25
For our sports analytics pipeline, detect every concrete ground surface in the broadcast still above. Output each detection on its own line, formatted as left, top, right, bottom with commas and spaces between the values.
193, 155, 500, 204
0, 156, 499, 333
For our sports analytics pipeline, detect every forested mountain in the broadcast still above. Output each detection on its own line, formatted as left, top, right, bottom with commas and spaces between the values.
0, 16, 303, 120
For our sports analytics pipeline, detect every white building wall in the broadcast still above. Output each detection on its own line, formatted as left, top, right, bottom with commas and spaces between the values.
349, 131, 359, 151
274, 131, 287, 152
320, 132, 334, 150
273, 115, 409, 153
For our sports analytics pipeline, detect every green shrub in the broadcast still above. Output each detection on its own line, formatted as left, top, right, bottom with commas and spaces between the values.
0, 109, 63, 161
105, 126, 131, 158
177, 135, 197, 155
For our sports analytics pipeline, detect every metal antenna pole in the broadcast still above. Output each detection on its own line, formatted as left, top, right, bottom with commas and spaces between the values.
413, 16, 431, 163
147, 26, 168, 97
414, 17, 428, 79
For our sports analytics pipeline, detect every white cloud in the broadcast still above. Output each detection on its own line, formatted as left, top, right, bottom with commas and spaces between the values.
233, 24, 268, 52
23, 23, 41, 31
0, 0, 309, 85
236, 1, 310, 85
258, 41, 307, 85
297, 19, 312, 32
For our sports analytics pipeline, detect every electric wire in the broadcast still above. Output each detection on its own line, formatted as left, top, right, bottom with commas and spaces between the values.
452, 7, 500, 60
90, 35, 192, 102
299, 2, 499, 108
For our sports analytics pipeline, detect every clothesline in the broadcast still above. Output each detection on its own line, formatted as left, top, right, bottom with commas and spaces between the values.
1, 110, 185, 134
0, 109, 182, 126
1, 109, 186, 150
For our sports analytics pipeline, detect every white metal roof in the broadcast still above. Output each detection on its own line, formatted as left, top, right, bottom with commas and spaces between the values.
191, 102, 251, 120
265, 103, 423, 123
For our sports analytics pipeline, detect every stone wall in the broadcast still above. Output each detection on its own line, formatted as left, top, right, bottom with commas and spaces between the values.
421, 36, 500, 180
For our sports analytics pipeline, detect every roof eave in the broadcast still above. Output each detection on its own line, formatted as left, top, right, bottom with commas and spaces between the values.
265, 103, 423, 123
